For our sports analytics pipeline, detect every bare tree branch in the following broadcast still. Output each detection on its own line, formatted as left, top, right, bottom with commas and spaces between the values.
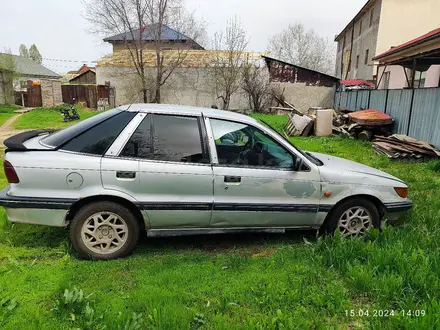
268, 23, 336, 75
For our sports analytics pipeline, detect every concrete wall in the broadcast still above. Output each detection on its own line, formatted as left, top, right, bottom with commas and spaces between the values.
40, 79, 62, 108
96, 66, 249, 109
270, 82, 336, 113
335, 0, 382, 80
376, 0, 440, 55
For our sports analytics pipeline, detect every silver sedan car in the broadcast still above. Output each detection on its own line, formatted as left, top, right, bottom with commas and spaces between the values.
0, 104, 412, 259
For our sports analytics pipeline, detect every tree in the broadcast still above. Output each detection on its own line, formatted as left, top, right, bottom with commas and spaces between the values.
0, 48, 17, 105
212, 16, 248, 110
241, 64, 270, 112
29, 44, 42, 64
268, 23, 335, 75
19, 44, 29, 58
84, 0, 206, 103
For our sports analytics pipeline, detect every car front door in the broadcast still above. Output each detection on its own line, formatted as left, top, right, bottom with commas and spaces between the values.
207, 117, 321, 228
112, 113, 213, 229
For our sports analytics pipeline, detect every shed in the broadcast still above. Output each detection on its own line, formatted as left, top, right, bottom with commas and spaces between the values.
68, 68, 96, 84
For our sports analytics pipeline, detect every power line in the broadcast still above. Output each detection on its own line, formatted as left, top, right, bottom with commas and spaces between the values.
42, 57, 98, 63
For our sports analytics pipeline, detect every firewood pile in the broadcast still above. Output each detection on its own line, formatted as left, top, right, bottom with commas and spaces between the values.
373, 135, 440, 159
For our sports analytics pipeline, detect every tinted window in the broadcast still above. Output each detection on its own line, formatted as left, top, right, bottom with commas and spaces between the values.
153, 115, 205, 163
210, 119, 294, 169
121, 115, 151, 158
60, 111, 135, 155
42, 108, 123, 147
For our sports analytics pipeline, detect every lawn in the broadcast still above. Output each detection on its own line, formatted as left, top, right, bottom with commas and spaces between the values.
0, 114, 439, 329
12, 106, 99, 129
0, 105, 20, 126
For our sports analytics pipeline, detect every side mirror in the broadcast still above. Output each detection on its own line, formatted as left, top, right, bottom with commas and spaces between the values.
293, 157, 303, 171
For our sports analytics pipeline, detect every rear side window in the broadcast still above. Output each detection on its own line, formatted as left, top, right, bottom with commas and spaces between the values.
42, 108, 122, 147
120, 114, 207, 164
60, 111, 136, 155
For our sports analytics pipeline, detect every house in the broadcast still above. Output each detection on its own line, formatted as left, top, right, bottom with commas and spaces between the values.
262, 56, 339, 113
334, 0, 440, 81
68, 67, 96, 84
373, 28, 440, 89
103, 24, 205, 53
4, 54, 61, 91
0, 53, 61, 106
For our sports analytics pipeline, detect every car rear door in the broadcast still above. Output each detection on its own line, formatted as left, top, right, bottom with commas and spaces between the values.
104, 112, 213, 229
206, 117, 321, 228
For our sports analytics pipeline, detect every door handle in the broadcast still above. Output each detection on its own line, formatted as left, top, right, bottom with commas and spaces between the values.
224, 176, 241, 183
116, 171, 136, 179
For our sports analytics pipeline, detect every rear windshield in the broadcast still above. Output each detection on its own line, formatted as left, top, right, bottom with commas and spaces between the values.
41, 108, 122, 147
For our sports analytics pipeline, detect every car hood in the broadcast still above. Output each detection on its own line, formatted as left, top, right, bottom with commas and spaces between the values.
309, 152, 405, 184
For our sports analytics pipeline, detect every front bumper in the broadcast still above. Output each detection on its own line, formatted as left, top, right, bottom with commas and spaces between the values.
383, 200, 413, 224
0, 186, 74, 227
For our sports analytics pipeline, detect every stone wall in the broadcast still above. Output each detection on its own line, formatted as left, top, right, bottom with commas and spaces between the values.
40, 79, 62, 108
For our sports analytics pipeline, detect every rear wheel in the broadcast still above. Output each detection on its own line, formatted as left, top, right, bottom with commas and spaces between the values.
323, 198, 380, 237
70, 201, 140, 260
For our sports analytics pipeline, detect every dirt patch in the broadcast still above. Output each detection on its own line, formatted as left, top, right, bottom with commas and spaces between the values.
0, 114, 28, 148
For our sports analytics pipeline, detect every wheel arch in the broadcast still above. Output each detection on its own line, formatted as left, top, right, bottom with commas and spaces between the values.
321, 194, 386, 230
65, 195, 146, 230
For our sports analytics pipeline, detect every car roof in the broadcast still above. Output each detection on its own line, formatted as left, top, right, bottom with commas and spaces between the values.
123, 103, 258, 124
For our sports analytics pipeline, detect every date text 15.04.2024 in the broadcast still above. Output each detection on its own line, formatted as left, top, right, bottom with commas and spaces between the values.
345, 310, 426, 317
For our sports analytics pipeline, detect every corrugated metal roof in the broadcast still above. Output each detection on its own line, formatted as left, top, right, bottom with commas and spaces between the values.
0, 54, 61, 78
104, 24, 201, 46
373, 28, 440, 60
340, 79, 375, 87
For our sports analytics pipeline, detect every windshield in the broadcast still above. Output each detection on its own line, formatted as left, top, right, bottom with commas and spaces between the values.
257, 118, 323, 166
41, 108, 122, 147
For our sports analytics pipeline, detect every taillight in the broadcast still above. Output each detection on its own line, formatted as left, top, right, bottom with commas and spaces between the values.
394, 187, 408, 198
3, 160, 20, 184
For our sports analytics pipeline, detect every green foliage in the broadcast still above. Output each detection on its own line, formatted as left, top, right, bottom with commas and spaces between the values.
0, 128, 439, 329
19, 45, 29, 58
0, 298, 18, 326
29, 44, 42, 64
251, 114, 289, 133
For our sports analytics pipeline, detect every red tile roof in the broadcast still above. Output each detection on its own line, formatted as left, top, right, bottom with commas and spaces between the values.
340, 79, 375, 87
374, 28, 440, 60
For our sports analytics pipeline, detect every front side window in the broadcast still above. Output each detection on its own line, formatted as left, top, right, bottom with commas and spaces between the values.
121, 114, 207, 164
61, 111, 136, 155
210, 119, 295, 169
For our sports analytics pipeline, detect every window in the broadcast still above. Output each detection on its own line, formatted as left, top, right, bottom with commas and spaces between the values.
61, 111, 136, 155
356, 55, 360, 69
413, 71, 426, 88
121, 114, 151, 158
365, 49, 370, 65
43, 108, 123, 147
122, 114, 207, 164
210, 119, 295, 169
359, 20, 363, 36
370, 9, 374, 27
19, 80, 27, 89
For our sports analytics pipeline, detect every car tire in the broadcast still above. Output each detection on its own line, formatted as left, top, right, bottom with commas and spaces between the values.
70, 201, 140, 260
322, 198, 380, 237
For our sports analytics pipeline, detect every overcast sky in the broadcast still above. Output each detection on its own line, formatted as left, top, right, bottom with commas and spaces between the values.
0, 0, 366, 74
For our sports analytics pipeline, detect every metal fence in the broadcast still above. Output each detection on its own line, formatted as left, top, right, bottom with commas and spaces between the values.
334, 88, 440, 147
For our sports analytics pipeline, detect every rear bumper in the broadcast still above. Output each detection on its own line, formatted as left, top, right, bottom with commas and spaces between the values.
383, 200, 413, 224
0, 187, 74, 227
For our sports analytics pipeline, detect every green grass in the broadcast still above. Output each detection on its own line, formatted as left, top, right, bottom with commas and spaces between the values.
251, 113, 289, 133
0, 115, 439, 329
0, 105, 21, 126
12, 106, 99, 130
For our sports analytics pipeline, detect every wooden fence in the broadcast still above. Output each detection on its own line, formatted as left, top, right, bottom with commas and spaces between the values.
62, 84, 114, 108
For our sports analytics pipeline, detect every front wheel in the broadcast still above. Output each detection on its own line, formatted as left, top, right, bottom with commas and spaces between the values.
70, 201, 140, 260
323, 198, 380, 237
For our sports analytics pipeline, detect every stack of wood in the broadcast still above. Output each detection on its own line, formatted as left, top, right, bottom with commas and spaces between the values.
285, 113, 315, 136
373, 135, 440, 159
